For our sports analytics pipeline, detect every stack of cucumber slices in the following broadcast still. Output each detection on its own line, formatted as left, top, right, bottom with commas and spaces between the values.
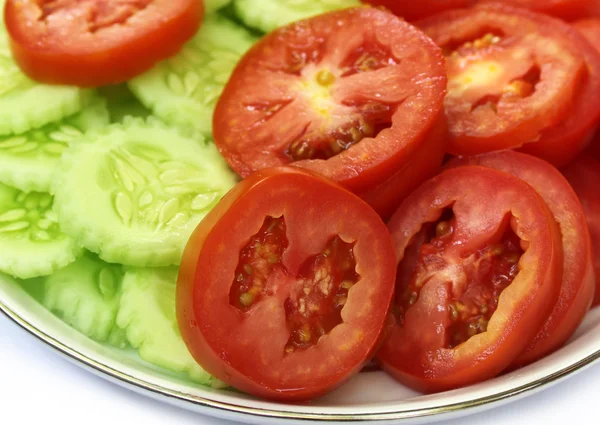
1, 0, 360, 388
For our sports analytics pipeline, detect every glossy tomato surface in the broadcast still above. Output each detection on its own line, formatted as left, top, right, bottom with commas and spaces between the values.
377, 166, 563, 393
476, 0, 593, 20
419, 4, 586, 158
563, 155, 600, 306
361, 0, 471, 21
177, 167, 396, 401
4, 0, 203, 86
450, 151, 594, 367
574, 19, 600, 51
213, 7, 447, 216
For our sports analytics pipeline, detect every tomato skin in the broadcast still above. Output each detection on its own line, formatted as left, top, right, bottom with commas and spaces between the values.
563, 155, 600, 307
213, 7, 447, 216
361, 0, 471, 21
377, 166, 563, 393
4, 0, 203, 87
476, 0, 593, 20
449, 151, 594, 368
418, 4, 586, 160
574, 19, 600, 52
177, 167, 396, 401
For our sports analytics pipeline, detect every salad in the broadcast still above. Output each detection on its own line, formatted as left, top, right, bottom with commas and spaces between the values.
1, 0, 600, 402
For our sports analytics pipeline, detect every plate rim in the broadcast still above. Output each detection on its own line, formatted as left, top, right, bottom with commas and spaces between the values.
3, 295, 600, 423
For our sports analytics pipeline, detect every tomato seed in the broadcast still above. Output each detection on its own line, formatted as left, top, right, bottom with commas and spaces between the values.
316, 69, 336, 86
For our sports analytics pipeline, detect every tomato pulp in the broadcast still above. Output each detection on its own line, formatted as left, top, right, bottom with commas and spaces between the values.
213, 7, 447, 217
377, 166, 563, 393
4, 0, 203, 86
563, 155, 600, 307
177, 167, 396, 401
450, 151, 594, 367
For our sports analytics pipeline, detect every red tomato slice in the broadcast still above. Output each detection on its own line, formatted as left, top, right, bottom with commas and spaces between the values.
213, 7, 447, 217
449, 151, 594, 368
361, 0, 471, 21
563, 155, 600, 307
376, 166, 563, 393
177, 167, 396, 401
4, 0, 203, 87
574, 19, 600, 51
476, 0, 593, 20
418, 4, 587, 159
518, 13, 600, 167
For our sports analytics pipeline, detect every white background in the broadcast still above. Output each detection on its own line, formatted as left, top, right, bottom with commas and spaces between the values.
1, 315, 597, 425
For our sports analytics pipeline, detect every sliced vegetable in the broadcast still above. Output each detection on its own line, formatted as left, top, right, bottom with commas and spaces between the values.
98, 84, 150, 124
362, 0, 471, 21
52, 118, 238, 267
0, 183, 81, 279
129, 15, 256, 135
4, 0, 203, 86
178, 167, 396, 400
377, 166, 563, 393
117, 267, 225, 386
476, 0, 593, 20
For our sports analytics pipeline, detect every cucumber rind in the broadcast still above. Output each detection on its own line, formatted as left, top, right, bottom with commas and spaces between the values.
52, 117, 238, 267
43, 252, 125, 344
128, 15, 256, 135
117, 267, 225, 387
232, 0, 362, 33
0, 96, 110, 193
0, 184, 82, 279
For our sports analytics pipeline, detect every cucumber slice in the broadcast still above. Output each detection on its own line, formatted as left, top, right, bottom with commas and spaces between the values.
43, 252, 126, 345
206, 0, 231, 13
117, 267, 225, 387
232, 0, 361, 33
98, 84, 150, 123
0, 32, 93, 136
0, 183, 82, 279
18, 277, 46, 303
53, 117, 238, 267
128, 15, 256, 135
0, 97, 109, 193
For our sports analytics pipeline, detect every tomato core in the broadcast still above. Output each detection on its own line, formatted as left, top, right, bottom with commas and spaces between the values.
394, 211, 523, 349
229, 215, 360, 354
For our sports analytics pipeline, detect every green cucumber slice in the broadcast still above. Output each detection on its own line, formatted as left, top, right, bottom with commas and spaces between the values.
0, 184, 82, 279
117, 267, 225, 387
0, 96, 109, 193
232, 0, 361, 33
98, 84, 150, 123
52, 117, 238, 267
128, 15, 256, 135
206, 0, 232, 12
43, 252, 126, 345
0, 32, 93, 136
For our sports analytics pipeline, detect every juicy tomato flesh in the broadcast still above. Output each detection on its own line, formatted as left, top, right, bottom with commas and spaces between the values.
362, 0, 471, 21
228, 216, 359, 352
574, 19, 600, 52
419, 5, 585, 155
213, 7, 447, 201
394, 211, 522, 349
476, 0, 593, 20
4, 0, 203, 86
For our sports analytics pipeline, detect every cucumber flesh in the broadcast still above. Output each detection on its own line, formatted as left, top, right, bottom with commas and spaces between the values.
98, 84, 150, 123
43, 252, 125, 344
128, 15, 256, 135
52, 117, 238, 267
0, 183, 82, 279
0, 32, 93, 136
232, 0, 361, 33
206, 0, 232, 12
0, 96, 109, 193
117, 268, 225, 387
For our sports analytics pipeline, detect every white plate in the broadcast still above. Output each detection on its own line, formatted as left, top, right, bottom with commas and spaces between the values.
1, 274, 599, 424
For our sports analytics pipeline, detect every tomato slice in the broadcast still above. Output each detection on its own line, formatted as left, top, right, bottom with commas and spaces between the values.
177, 167, 396, 401
449, 151, 594, 368
475, 0, 593, 20
563, 155, 600, 307
4, 0, 203, 87
418, 4, 586, 158
376, 166, 563, 393
574, 19, 600, 51
361, 0, 471, 21
213, 7, 447, 217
